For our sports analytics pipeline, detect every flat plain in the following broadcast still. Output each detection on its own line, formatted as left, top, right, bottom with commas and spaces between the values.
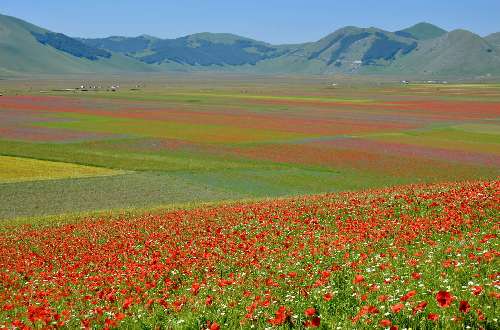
0, 75, 498, 220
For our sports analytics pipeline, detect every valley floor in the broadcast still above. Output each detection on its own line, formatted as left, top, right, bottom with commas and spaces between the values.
0, 75, 499, 221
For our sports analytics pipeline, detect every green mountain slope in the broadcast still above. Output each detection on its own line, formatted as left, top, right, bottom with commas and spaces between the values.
261, 27, 417, 74
81, 33, 288, 67
485, 32, 500, 49
396, 22, 447, 40
384, 30, 500, 76
2, 13, 500, 78
82, 27, 418, 74
0, 14, 155, 74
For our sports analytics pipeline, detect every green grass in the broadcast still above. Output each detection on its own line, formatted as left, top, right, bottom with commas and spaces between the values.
0, 172, 233, 219
36, 113, 311, 144
0, 139, 263, 171
0, 168, 361, 220
368, 125, 500, 154
1, 154, 497, 221
1, 162, 470, 221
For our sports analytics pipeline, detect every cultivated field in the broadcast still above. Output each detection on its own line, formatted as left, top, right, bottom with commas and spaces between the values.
0, 76, 499, 220
0, 75, 499, 329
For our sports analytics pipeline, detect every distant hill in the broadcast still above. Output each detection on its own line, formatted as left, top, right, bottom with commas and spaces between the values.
0, 14, 155, 74
80, 33, 288, 68
396, 22, 447, 40
76, 35, 160, 55
2, 13, 500, 78
382, 30, 500, 76
485, 32, 500, 49
250, 27, 419, 74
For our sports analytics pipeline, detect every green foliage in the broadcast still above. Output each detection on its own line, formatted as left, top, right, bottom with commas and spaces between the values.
141, 34, 282, 66
79, 35, 155, 54
31, 31, 111, 60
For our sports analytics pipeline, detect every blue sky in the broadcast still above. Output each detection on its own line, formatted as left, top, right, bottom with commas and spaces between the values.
1, 1, 499, 43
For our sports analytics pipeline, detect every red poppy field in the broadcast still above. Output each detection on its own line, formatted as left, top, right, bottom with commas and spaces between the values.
1, 180, 498, 329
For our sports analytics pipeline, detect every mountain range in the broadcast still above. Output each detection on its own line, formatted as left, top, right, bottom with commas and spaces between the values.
1, 13, 500, 77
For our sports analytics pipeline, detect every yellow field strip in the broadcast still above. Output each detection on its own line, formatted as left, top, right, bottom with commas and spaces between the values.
0, 156, 124, 183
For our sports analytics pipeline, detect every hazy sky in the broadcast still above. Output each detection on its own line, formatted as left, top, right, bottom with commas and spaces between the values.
2, 1, 499, 43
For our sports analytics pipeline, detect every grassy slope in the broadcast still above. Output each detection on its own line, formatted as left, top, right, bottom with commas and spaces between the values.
398, 22, 447, 40
485, 32, 500, 49
370, 30, 500, 77
0, 14, 156, 74
252, 27, 418, 75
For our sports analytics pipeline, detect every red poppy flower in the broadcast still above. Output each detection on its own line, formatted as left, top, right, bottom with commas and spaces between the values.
205, 295, 213, 306
427, 313, 439, 321
304, 316, 321, 328
209, 322, 220, 330
191, 282, 201, 296
400, 290, 417, 302
411, 272, 422, 280
122, 298, 133, 310
378, 295, 389, 302
354, 274, 365, 284
268, 306, 289, 325
391, 303, 404, 314
412, 301, 427, 314
436, 291, 452, 307
471, 286, 483, 296
379, 319, 392, 327
305, 307, 316, 317
2, 304, 14, 311
490, 292, 500, 299
458, 300, 470, 313
323, 293, 333, 301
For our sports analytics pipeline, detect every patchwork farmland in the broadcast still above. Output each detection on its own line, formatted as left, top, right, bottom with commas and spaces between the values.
0, 77, 498, 220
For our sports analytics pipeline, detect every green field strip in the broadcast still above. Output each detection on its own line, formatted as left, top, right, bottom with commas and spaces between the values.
48, 90, 374, 105
449, 123, 500, 135
0, 155, 123, 183
408, 83, 500, 88
0, 139, 280, 172
0, 166, 413, 221
3, 162, 490, 222
34, 113, 313, 144
165, 92, 374, 104
0, 172, 237, 219
363, 124, 500, 154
